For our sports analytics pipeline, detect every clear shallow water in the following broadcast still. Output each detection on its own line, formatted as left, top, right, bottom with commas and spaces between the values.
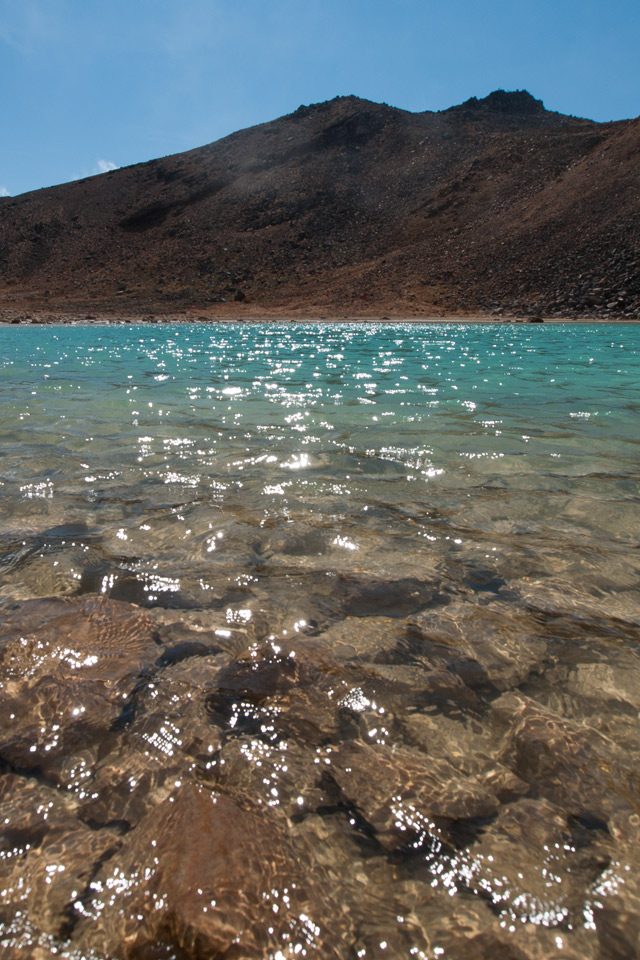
0, 322, 639, 959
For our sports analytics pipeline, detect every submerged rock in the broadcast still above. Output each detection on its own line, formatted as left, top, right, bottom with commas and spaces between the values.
408, 598, 547, 692
335, 574, 443, 619
74, 782, 349, 958
0, 596, 159, 778
0, 774, 119, 940
205, 637, 353, 746
493, 693, 633, 819
212, 735, 328, 816
464, 797, 610, 933
329, 739, 499, 851
77, 656, 224, 828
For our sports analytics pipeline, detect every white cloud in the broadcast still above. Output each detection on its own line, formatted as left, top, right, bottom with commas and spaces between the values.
0, 186, 10, 197
95, 159, 118, 174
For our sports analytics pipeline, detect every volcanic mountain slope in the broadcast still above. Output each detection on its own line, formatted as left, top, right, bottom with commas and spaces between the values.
0, 89, 638, 317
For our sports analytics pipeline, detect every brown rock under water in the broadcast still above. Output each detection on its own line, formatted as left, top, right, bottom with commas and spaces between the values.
74, 782, 349, 959
0, 596, 159, 778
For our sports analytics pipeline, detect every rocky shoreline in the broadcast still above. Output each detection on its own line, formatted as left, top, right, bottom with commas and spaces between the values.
2, 307, 639, 326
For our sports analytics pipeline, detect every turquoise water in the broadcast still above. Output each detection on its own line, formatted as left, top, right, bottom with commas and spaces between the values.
1, 323, 640, 959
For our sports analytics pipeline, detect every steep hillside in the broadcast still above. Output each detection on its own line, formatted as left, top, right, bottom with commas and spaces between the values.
1, 90, 638, 318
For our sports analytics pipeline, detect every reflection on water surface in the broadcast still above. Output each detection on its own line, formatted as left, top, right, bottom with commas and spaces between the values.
0, 323, 639, 959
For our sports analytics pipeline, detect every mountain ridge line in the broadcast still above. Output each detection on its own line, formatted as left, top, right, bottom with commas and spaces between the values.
1, 89, 638, 320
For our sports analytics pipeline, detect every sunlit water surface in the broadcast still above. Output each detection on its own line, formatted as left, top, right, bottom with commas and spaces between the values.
1, 323, 639, 959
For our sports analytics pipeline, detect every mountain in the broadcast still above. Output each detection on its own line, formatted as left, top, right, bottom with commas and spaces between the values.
1, 90, 638, 319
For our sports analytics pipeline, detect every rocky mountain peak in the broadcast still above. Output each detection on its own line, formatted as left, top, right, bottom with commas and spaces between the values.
473, 89, 545, 114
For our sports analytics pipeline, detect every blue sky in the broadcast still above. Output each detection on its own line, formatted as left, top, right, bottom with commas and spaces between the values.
1, 0, 639, 197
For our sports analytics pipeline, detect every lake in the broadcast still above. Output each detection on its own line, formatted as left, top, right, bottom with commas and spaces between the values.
1, 322, 639, 959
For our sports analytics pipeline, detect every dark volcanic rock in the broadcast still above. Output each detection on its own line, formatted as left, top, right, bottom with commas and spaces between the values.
448, 89, 547, 119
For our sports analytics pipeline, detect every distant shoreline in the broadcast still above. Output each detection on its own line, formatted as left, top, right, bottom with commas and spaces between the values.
1, 310, 639, 326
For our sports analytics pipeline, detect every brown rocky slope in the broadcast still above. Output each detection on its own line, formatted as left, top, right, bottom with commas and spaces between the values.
0, 89, 638, 319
